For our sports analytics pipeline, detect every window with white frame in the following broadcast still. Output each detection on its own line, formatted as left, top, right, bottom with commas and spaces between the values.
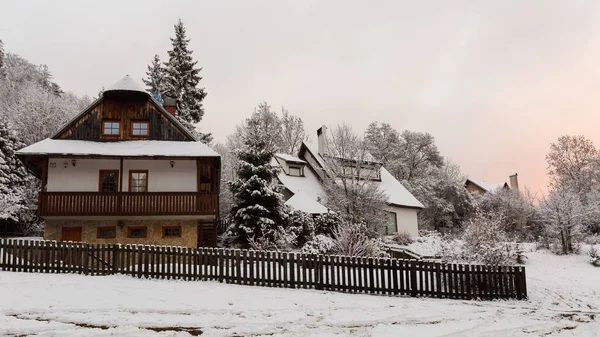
289, 165, 303, 177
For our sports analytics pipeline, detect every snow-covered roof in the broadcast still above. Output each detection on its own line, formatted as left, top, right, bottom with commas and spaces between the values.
379, 167, 424, 209
274, 153, 306, 164
285, 193, 328, 214
466, 179, 505, 192
104, 75, 147, 94
16, 139, 220, 158
302, 142, 327, 168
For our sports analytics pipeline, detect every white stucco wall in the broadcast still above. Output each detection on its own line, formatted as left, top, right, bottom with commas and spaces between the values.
47, 158, 197, 192
385, 205, 419, 237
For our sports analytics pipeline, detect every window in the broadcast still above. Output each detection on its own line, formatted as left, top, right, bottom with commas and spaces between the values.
289, 165, 303, 177
127, 226, 147, 238
162, 226, 181, 238
99, 170, 119, 192
131, 121, 149, 137
102, 120, 120, 136
129, 170, 148, 192
387, 211, 398, 234
97, 226, 116, 238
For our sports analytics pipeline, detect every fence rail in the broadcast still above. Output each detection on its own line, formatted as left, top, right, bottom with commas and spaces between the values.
0, 239, 527, 300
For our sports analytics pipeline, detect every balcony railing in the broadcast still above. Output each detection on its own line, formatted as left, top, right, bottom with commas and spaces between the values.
38, 192, 218, 217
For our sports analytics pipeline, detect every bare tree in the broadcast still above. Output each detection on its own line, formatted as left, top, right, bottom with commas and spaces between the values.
539, 188, 590, 254
322, 124, 389, 234
279, 107, 307, 155
546, 135, 597, 195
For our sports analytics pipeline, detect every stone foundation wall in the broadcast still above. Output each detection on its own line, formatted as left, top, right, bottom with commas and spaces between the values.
44, 219, 198, 248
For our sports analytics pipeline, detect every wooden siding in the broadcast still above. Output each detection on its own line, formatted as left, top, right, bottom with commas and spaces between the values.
55, 93, 190, 141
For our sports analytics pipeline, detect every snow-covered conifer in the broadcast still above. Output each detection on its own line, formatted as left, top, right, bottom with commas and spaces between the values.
227, 112, 287, 247
143, 54, 167, 102
163, 19, 207, 124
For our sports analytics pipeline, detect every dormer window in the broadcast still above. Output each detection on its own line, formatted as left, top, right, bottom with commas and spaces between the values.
102, 120, 120, 136
289, 165, 304, 177
131, 121, 149, 137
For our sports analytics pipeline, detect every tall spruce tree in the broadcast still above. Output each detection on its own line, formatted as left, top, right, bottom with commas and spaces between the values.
0, 39, 5, 77
142, 54, 167, 102
228, 113, 287, 247
164, 19, 207, 124
0, 120, 28, 220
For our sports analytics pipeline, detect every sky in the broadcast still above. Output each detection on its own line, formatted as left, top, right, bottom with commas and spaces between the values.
2, 0, 600, 195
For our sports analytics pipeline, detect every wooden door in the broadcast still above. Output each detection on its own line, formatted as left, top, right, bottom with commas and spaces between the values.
61, 227, 82, 242
61, 227, 82, 266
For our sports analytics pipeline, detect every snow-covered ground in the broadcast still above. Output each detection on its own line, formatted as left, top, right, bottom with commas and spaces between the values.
1, 250, 599, 336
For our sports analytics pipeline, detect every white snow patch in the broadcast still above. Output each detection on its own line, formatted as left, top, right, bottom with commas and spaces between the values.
104, 75, 147, 94
16, 139, 220, 158
285, 192, 328, 214
0, 250, 599, 336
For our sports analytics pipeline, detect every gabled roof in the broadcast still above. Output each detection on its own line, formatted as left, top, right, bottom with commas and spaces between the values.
16, 139, 220, 158
50, 75, 197, 141
379, 168, 424, 209
297, 142, 424, 209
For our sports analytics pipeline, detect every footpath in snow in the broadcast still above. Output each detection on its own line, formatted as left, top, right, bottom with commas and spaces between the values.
0, 250, 599, 336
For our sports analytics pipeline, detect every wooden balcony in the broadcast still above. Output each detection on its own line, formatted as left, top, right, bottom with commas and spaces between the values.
38, 192, 218, 217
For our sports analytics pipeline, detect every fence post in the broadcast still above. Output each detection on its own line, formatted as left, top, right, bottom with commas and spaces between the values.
410, 260, 418, 297
112, 244, 120, 275
83, 243, 90, 275
315, 254, 323, 290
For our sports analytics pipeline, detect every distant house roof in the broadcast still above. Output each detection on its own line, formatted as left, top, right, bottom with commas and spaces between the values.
465, 179, 507, 192
16, 139, 220, 158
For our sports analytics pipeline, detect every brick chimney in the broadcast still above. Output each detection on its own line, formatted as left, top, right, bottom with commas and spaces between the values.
317, 125, 328, 157
509, 173, 519, 190
163, 97, 177, 117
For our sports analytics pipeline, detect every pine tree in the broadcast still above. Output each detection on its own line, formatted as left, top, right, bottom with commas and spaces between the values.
0, 39, 5, 77
0, 120, 28, 220
228, 113, 287, 248
164, 19, 207, 124
143, 54, 167, 102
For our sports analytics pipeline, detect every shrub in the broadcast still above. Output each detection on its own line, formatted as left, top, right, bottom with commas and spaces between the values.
301, 235, 334, 255
458, 211, 516, 265
287, 211, 316, 246
392, 231, 413, 245
313, 212, 343, 236
331, 222, 389, 258
589, 246, 600, 267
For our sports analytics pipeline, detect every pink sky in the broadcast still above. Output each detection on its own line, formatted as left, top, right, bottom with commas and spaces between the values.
2, 1, 600, 194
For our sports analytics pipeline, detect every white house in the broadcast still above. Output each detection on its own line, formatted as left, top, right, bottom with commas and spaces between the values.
274, 126, 424, 236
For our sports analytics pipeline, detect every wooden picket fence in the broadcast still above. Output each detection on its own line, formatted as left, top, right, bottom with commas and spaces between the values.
0, 239, 527, 300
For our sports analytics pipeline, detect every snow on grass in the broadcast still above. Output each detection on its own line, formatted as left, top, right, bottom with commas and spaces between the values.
0, 250, 599, 336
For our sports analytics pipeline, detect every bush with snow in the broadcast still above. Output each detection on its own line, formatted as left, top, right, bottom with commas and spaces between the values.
460, 211, 517, 265
301, 235, 334, 255
332, 222, 389, 258
286, 210, 316, 246
589, 246, 600, 267
392, 231, 412, 245
313, 212, 343, 236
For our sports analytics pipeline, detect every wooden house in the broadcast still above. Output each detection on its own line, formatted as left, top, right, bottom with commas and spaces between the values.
16, 75, 220, 248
